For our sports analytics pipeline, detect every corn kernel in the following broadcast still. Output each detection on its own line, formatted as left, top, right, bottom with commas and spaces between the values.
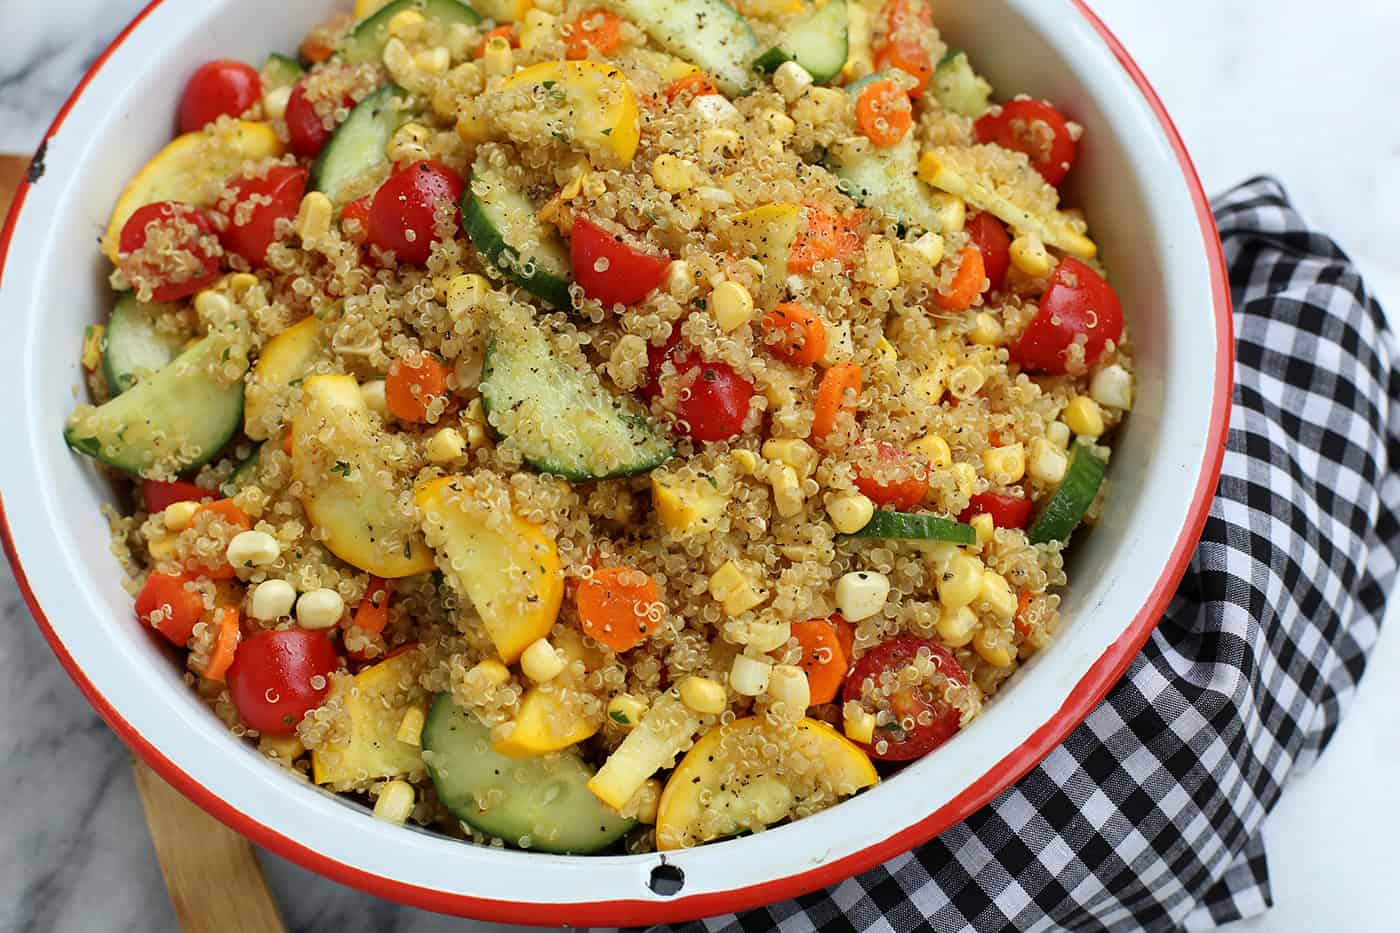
937, 551, 984, 609
744, 620, 791, 652
383, 38, 422, 91
932, 193, 966, 234
709, 560, 766, 616
948, 363, 985, 399
1090, 364, 1134, 410
482, 36, 515, 77
695, 184, 739, 209
760, 108, 796, 141
606, 693, 648, 728
936, 605, 978, 647
1029, 437, 1069, 485
386, 8, 426, 39
875, 336, 897, 362
651, 153, 700, 194
730, 449, 760, 474
147, 532, 179, 561
710, 280, 755, 331
730, 654, 773, 696
296, 588, 345, 630
426, 427, 467, 464
360, 379, 388, 416
1009, 232, 1054, 277
249, 579, 297, 621
950, 462, 978, 499
969, 312, 1004, 346
982, 443, 1026, 484
1046, 421, 1072, 449
470, 658, 510, 689
828, 135, 870, 164
908, 434, 952, 471
862, 235, 900, 289
521, 638, 566, 683
456, 107, 490, 143
414, 47, 450, 77
227, 530, 281, 569
691, 94, 741, 125
822, 320, 854, 365
762, 438, 818, 477
973, 625, 1016, 668
913, 369, 946, 407
262, 85, 291, 121
700, 127, 742, 161
773, 61, 815, 101
259, 734, 304, 763
907, 231, 945, 267
835, 570, 889, 621
766, 665, 810, 720
519, 10, 558, 50
980, 571, 1018, 621
970, 512, 994, 546
666, 260, 695, 297
162, 500, 201, 531
373, 780, 416, 824
446, 273, 490, 316
396, 706, 426, 746
386, 121, 432, 164
769, 464, 804, 518
792, 87, 846, 126
679, 675, 727, 714
293, 191, 333, 246
1064, 396, 1105, 438
843, 705, 877, 744
194, 289, 232, 319
827, 492, 875, 534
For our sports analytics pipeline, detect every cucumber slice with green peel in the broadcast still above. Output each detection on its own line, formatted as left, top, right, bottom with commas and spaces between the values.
846, 510, 976, 544
339, 0, 482, 65
310, 84, 409, 206
462, 163, 572, 309
753, 0, 849, 85
604, 0, 758, 96
261, 53, 304, 92
102, 293, 188, 395
421, 694, 635, 854
480, 317, 673, 481
221, 446, 262, 497
933, 49, 992, 118
66, 334, 246, 476
1028, 443, 1107, 545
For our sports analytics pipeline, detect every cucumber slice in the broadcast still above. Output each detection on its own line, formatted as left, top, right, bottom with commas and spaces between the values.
221, 446, 262, 497
340, 0, 482, 66
604, 0, 758, 96
421, 694, 635, 854
846, 510, 976, 544
753, 0, 848, 85
933, 49, 991, 118
65, 334, 246, 476
310, 84, 408, 206
462, 163, 571, 309
480, 317, 673, 481
102, 293, 187, 395
1028, 443, 1106, 545
261, 53, 304, 92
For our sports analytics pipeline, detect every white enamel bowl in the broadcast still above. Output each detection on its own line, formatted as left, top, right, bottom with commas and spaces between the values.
0, 0, 1231, 924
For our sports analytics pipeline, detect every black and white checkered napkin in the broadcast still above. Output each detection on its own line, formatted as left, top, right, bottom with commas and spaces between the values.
661, 178, 1400, 933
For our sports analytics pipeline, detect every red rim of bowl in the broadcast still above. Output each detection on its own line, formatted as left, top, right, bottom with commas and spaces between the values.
0, 0, 1234, 925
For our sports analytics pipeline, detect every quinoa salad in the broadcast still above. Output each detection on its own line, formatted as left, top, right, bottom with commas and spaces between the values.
66, 0, 1134, 854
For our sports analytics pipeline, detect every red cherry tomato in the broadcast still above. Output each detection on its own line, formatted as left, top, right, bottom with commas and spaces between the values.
341, 194, 373, 243
367, 160, 465, 265
571, 215, 671, 307
141, 479, 215, 514
854, 443, 928, 511
213, 165, 308, 268
284, 78, 353, 159
959, 491, 1033, 529
178, 60, 262, 134
227, 630, 339, 735
1010, 257, 1124, 375
965, 212, 1011, 293
974, 99, 1078, 186
135, 572, 206, 647
842, 636, 967, 761
118, 201, 222, 302
643, 337, 754, 442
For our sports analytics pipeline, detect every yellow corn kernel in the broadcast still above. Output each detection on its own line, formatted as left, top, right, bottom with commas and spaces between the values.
163, 500, 201, 531
446, 273, 490, 315
912, 369, 946, 407
908, 434, 952, 471
387, 8, 426, 40
382, 38, 422, 91
835, 570, 890, 621
1090, 363, 1134, 411
932, 193, 966, 234
843, 705, 877, 744
519, 10, 558, 51
262, 85, 291, 122
463, 397, 489, 449
973, 625, 1016, 668
1029, 437, 1069, 485
760, 107, 796, 144
665, 259, 694, 296
292, 191, 333, 246
710, 280, 755, 331
227, 273, 259, 293
607, 693, 648, 728
700, 127, 742, 161
147, 531, 179, 561
414, 47, 450, 77
651, 153, 700, 194
970, 512, 994, 546
768, 464, 804, 518
862, 235, 900, 289
1009, 232, 1054, 277
792, 87, 847, 126
678, 675, 727, 715
456, 107, 490, 144
937, 550, 984, 609
469, 658, 511, 689
948, 363, 985, 400
194, 289, 232, 319
982, 443, 1026, 484
969, 312, 1004, 346
951, 461, 979, 499
373, 780, 416, 824
387, 121, 432, 164
708, 560, 766, 617
521, 638, 566, 683
827, 492, 875, 534
822, 320, 854, 366
1046, 421, 1071, 449
425, 427, 467, 464
766, 665, 810, 720
773, 61, 814, 101
980, 571, 1018, 622
482, 36, 515, 78
762, 438, 818, 478
937, 605, 978, 648
1064, 396, 1105, 438
730, 449, 760, 475
906, 231, 945, 267
828, 135, 869, 165
729, 654, 773, 697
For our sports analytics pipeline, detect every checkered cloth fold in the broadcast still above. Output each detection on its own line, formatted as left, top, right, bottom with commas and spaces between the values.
659, 178, 1400, 933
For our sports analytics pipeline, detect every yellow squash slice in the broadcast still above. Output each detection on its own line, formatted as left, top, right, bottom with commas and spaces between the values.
497, 61, 641, 166
244, 317, 323, 441
492, 629, 603, 758
727, 203, 802, 284
587, 690, 701, 811
655, 716, 878, 850
291, 374, 436, 577
312, 648, 428, 790
414, 475, 564, 664
102, 121, 283, 262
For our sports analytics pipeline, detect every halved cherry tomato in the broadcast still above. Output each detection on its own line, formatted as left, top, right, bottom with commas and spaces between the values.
854, 443, 928, 510
118, 201, 222, 302
571, 215, 671, 307
842, 636, 968, 761
341, 194, 373, 243
965, 212, 1011, 294
368, 160, 465, 265
178, 60, 262, 134
1010, 257, 1123, 375
974, 98, 1078, 186
135, 572, 206, 647
959, 491, 1033, 529
285, 76, 353, 159
227, 630, 339, 735
644, 337, 754, 443
141, 479, 215, 514
214, 164, 309, 268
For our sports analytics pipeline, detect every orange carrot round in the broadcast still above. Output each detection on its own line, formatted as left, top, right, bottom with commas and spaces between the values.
354, 577, 393, 636
790, 618, 849, 704
934, 246, 987, 311
577, 566, 661, 652
855, 79, 913, 147
761, 303, 828, 366
788, 204, 862, 273
873, 41, 933, 97
385, 354, 450, 423
812, 363, 862, 439
564, 9, 623, 60
186, 500, 252, 580
204, 607, 242, 682
665, 72, 719, 107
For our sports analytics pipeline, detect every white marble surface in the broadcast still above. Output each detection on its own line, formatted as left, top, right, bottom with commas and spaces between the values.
2, 1, 1398, 930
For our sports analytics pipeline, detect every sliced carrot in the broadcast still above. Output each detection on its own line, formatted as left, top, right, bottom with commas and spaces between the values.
385, 354, 450, 423
353, 577, 393, 637
299, 35, 335, 65
204, 607, 242, 682
874, 0, 934, 96
878, 0, 935, 35
873, 41, 933, 97
475, 24, 518, 58
576, 566, 661, 653
788, 205, 862, 274
812, 362, 862, 439
934, 246, 987, 311
790, 618, 849, 704
831, 613, 856, 662
761, 303, 828, 366
1013, 591, 1034, 639
855, 79, 913, 147
185, 500, 252, 580
282, 431, 294, 456
665, 72, 719, 107
564, 8, 623, 60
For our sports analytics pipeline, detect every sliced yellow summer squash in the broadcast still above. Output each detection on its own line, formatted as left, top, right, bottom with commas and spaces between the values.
291, 374, 436, 577
414, 475, 564, 664
102, 121, 283, 263
312, 648, 428, 790
587, 690, 702, 810
497, 61, 641, 167
244, 317, 323, 441
655, 716, 878, 850
728, 203, 802, 284
492, 629, 603, 758
651, 473, 728, 535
